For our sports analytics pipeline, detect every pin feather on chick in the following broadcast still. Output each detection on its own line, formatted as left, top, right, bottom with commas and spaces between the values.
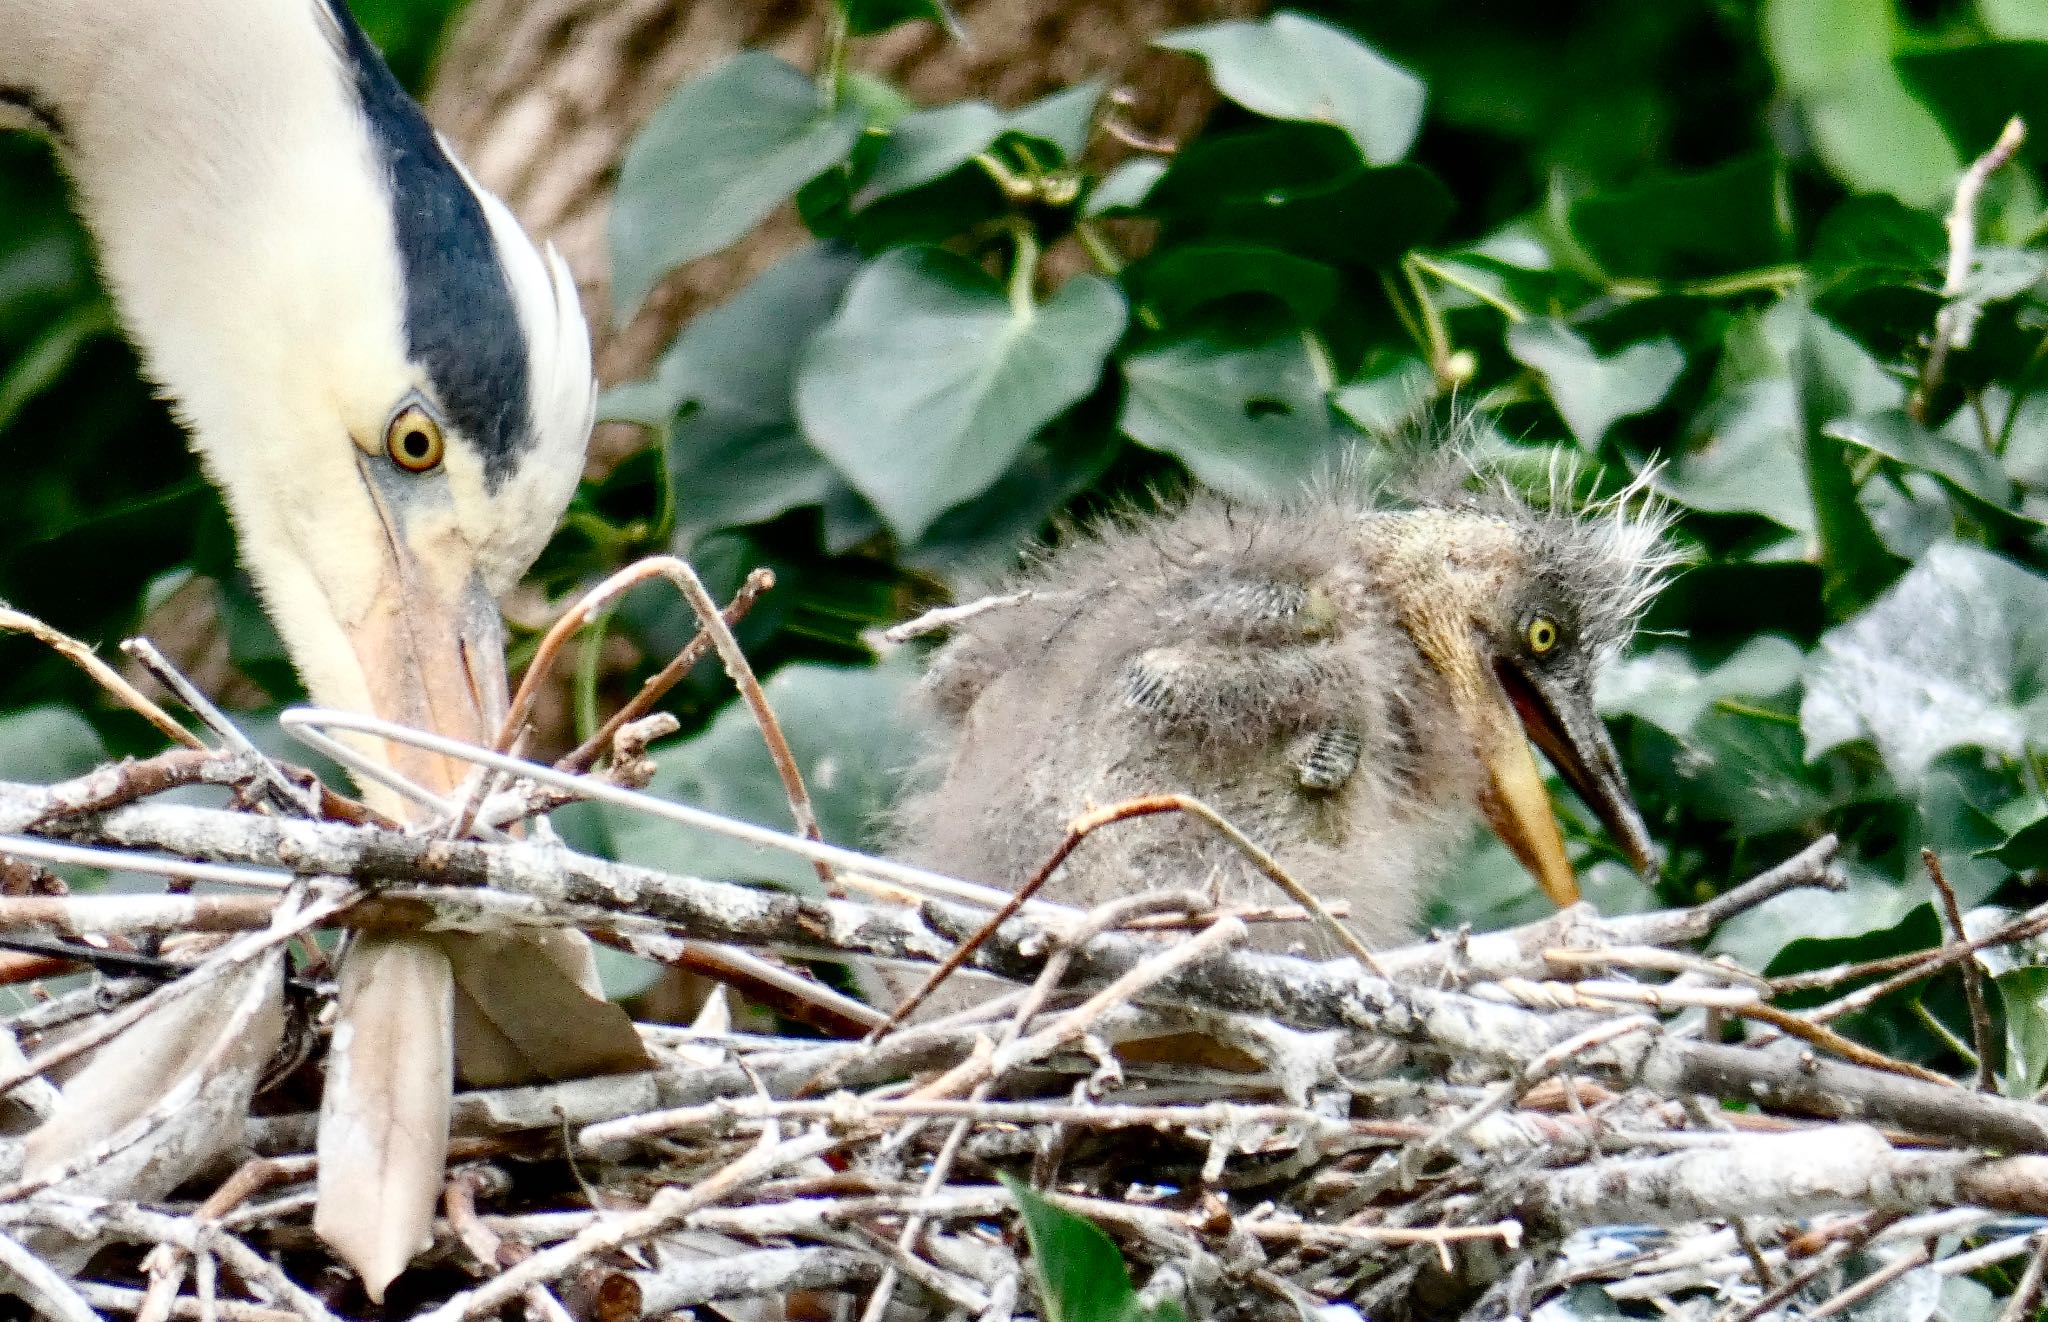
892, 443, 1678, 958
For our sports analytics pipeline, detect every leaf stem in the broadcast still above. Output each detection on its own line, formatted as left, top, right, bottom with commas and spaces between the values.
1380, 272, 1430, 365
1072, 219, 1124, 277
1711, 698, 1801, 727
1409, 253, 1528, 324
818, 2, 851, 110
1008, 220, 1039, 318
573, 607, 612, 746
1605, 265, 1806, 302
1400, 255, 1455, 385
973, 152, 1037, 204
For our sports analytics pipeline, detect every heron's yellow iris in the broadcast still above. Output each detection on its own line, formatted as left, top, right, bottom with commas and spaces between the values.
384, 404, 445, 472
1526, 614, 1560, 654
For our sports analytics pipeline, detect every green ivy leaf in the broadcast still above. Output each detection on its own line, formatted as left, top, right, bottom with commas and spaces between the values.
1007, 80, 1106, 160
1761, 0, 1958, 207
1601, 636, 1809, 739
1143, 125, 1453, 267
1331, 351, 1435, 435
1569, 155, 1792, 281
1826, 410, 2018, 513
1002, 1175, 1180, 1322
1124, 243, 1341, 329
863, 82, 1104, 202
1801, 542, 2048, 787
1086, 159, 1167, 216
1998, 966, 2048, 1095
552, 659, 921, 892
610, 53, 865, 316
1899, 43, 2048, 167
604, 244, 862, 546
0, 706, 107, 786
1505, 319, 1683, 449
1120, 330, 1332, 499
1790, 301, 1905, 617
1158, 12, 1426, 166
0, 299, 114, 435
794, 248, 1126, 541
1987, 813, 2048, 871
840, 0, 958, 37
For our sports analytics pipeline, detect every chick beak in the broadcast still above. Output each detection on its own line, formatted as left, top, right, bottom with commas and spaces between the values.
1468, 680, 1584, 907
1488, 656, 1658, 901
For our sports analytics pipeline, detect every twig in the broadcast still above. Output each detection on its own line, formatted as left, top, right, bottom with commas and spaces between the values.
122, 640, 317, 816
872, 802, 1192, 1036
559, 567, 774, 774
1737, 1003, 1957, 1086
0, 888, 343, 1105
0, 610, 199, 749
495, 557, 834, 893
1381, 835, 1842, 986
881, 590, 1061, 643
1802, 1241, 1931, 1321
417, 1129, 843, 1322
76, 1283, 299, 1322
1997, 1232, 2048, 1322
0, 1224, 100, 1322
284, 709, 1016, 911
1914, 116, 2028, 420
1926, 849, 1997, 1091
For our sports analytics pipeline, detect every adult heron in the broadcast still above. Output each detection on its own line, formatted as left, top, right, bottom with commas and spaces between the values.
2, 0, 645, 1298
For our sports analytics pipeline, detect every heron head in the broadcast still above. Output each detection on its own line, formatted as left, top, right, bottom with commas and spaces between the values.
1359, 480, 1674, 904
79, 0, 596, 809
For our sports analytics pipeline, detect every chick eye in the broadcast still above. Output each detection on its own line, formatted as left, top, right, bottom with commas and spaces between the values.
384, 404, 445, 473
1526, 614, 1561, 655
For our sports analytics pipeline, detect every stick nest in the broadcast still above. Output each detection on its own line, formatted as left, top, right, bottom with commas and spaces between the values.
0, 580, 2043, 1322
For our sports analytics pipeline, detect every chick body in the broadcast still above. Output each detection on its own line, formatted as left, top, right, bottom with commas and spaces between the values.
893, 476, 1667, 955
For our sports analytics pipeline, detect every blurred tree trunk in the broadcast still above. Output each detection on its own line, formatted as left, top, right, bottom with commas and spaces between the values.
425, 0, 1264, 397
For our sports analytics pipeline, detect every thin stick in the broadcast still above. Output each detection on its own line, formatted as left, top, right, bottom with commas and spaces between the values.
0, 609, 199, 749
283, 708, 1019, 911
1997, 1232, 2048, 1322
0, 1225, 100, 1322
658, 557, 837, 892
1915, 117, 2028, 418
0, 888, 344, 1102
881, 589, 1059, 644
1802, 1242, 1931, 1322
877, 791, 1379, 1035
495, 557, 832, 889
561, 568, 774, 774
1738, 1003, 1956, 1086
418, 1129, 843, 1322
122, 640, 316, 816
1925, 849, 1997, 1091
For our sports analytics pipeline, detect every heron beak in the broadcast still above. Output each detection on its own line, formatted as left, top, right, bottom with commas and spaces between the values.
348, 462, 509, 805
1483, 656, 1657, 904
349, 563, 508, 803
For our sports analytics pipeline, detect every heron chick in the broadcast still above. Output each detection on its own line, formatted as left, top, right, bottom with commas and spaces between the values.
894, 463, 1675, 950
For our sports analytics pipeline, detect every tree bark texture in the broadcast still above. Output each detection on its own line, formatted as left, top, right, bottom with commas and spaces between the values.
425, 0, 1264, 395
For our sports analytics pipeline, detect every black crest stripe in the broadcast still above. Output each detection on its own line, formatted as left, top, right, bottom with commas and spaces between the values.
318, 0, 531, 484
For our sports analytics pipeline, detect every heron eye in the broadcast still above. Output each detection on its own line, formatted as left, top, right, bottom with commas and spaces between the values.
1526, 614, 1561, 655
384, 405, 445, 473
